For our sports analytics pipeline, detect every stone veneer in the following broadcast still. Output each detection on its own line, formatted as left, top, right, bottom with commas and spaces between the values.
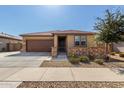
51, 47, 57, 57
68, 47, 106, 58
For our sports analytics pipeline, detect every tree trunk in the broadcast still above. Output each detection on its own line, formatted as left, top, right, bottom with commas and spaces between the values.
111, 43, 113, 52
105, 43, 109, 62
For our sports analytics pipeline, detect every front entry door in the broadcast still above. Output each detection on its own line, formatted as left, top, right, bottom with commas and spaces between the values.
58, 36, 66, 52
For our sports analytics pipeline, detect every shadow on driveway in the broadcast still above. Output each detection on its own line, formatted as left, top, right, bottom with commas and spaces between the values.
6, 52, 51, 57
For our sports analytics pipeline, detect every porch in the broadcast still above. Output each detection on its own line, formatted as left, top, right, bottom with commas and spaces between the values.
51, 35, 67, 57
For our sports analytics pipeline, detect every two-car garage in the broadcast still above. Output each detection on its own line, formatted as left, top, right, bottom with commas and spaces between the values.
26, 39, 54, 52
20, 32, 54, 52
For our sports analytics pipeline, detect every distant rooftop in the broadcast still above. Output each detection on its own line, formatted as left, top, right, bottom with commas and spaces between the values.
0, 32, 22, 40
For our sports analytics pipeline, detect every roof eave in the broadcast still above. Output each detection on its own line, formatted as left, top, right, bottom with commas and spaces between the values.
20, 34, 53, 37
0, 36, 22, 41
53, 33, 96, 35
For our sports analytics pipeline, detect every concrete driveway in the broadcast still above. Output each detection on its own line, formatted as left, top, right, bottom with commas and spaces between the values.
0, 51, 51, 67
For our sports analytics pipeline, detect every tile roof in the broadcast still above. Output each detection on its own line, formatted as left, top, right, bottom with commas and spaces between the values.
52, 30, 95, 34
20, 30, 96, 36
0, 32, 22, 40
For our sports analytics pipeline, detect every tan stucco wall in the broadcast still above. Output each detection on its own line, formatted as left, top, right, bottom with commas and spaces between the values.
87, 35, 96, 47
23, 36, 53, 40
66, 35, 74, 52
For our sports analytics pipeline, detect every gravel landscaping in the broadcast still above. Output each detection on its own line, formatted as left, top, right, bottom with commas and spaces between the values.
40, 60, 124, 68
17, 81, 124, 88
40, 61, 73, 67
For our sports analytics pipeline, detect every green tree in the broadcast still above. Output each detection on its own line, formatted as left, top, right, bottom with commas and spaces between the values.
94, 9, 124, 59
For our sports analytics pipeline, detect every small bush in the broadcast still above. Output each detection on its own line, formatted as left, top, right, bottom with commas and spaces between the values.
68, 53, 78, 58
80, 56, 90, 63
110, 52, 116, 55
119, 53, 124, 57
69, 57, 80, 64
88, 54, 95, 60
96, 54, 104, 59
94, 59, 104, 65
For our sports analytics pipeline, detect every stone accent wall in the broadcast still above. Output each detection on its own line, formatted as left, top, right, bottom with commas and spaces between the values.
51, 47, 57, 57
54, 35, 58, 48
68, 47, 106, 58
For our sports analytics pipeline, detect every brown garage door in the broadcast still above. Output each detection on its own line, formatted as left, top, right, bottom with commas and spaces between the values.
26, 40, 53, 52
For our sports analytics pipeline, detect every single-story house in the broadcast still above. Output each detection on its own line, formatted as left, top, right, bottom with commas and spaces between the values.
20, 30, 101, 56
0, 32, 22, 52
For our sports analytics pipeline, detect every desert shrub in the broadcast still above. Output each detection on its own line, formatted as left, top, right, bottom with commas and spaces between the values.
80, 56, 90, 63
110, 52, 116, 55
119, 53, 124, 57
68, 52, 78, 58
94, 59, 104, 65
96, 54, 105, 59
69, 57, 80, 64
88, 54, 95, 60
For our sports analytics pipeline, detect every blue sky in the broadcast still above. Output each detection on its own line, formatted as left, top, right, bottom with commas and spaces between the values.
0, 5, 124, 36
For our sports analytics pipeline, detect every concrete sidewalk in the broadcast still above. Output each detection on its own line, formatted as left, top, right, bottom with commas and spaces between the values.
0, 68, 124, 81
0, 82, 21, 88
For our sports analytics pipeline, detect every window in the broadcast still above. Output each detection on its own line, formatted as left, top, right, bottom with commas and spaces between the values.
75, 36, 80, 45
81, 36, 87, 46
74, 35, 87, 46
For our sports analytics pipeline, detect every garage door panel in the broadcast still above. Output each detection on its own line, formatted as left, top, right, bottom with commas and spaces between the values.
26, 40, 53, 52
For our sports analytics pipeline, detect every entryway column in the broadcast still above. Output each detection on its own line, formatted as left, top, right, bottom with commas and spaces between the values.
51, 35, 58, 57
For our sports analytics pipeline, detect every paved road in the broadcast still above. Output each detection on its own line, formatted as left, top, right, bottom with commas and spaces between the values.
0, 52, 51, 67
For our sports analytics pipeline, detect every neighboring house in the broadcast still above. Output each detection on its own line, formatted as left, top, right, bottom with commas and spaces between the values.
20, 30, 98, 56
113, 42, 124, 52
113, 31, 124, 52
0, 32, 22, 52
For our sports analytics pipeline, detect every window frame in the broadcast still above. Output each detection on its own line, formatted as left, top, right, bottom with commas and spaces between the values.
74, 35, 87, 47
74, 36, 80, 46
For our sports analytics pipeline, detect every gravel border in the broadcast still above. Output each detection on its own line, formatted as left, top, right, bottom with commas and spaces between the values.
17, 81, 124, 88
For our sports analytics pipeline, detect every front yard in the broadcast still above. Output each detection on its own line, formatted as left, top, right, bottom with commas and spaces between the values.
40, 52, 124, 68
